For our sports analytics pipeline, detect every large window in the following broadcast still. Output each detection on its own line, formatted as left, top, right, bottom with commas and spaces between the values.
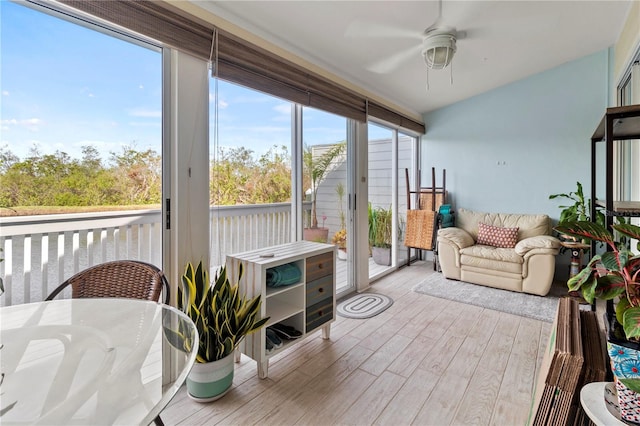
209, 80, 293, 267
0, 1, 424, 306
0, 1, 162, 304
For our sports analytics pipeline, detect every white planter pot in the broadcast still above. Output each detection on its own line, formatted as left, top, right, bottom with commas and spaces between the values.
337, 248, 347, 260
186, 353, 234, 402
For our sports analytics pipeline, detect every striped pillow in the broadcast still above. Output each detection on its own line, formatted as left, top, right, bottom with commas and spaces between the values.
476, 222, 519, 248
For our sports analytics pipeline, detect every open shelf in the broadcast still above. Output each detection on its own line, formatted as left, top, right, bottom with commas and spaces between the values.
265, 298, 303, 326
595, 200, 640, 217
265, 281, 304, 298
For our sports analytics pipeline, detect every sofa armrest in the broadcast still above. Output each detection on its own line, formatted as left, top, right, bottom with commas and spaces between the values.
515, 235, 561, 256
437, 227, 475, 250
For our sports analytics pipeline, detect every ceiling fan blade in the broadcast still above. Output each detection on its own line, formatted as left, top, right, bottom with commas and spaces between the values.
367, 44, 422, 74
345, 19, 422, 40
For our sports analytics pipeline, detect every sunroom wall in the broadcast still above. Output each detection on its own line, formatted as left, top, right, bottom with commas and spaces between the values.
421, 49, 611, 278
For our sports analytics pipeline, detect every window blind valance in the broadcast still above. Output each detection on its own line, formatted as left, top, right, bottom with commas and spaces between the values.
216, 32, 367, 122
367, 101, 425, 135
59, 0, 424, 133
58, 0, 213, 61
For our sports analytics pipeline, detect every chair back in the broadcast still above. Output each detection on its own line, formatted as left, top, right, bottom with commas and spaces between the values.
46, 260, 168, 303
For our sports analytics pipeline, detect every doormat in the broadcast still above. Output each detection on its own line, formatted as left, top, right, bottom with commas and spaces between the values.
337, 293, 393, 319
412, 273, 568, 323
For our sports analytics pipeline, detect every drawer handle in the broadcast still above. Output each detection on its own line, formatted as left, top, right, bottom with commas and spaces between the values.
318, 288, 324, 293
318, 263, 324, 269
318, 310, 323, 316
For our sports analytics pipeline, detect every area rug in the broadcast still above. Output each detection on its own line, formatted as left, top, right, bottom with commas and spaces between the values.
412, 273, 568, 323
337, 293, 394, 319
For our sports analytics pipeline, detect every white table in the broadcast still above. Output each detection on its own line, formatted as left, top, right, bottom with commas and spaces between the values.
0, 299, 198, 425
580, 382, 627, 425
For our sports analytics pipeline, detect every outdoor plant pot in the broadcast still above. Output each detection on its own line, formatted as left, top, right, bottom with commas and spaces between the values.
303, 227, 329, 243
337, 248, 347, 261
186, 353, 234, 402
372, 246, 391, 266
606, 313, 640, 424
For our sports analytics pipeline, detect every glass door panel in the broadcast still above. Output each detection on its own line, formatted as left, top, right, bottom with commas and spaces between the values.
398, 133, 417, 266
209, 81, 293, 267
301, 107, 351, 294
367, 123, 395, 279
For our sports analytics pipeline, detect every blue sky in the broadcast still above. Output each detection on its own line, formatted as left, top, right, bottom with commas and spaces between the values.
1, 1, 386, 162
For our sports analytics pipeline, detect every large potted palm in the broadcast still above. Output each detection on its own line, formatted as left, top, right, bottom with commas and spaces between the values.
554, 220, 640, 423
303, 142, 346, 242
178, 261, 268, 401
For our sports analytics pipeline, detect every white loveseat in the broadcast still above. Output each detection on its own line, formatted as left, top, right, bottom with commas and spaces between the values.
437, 208, 561, 296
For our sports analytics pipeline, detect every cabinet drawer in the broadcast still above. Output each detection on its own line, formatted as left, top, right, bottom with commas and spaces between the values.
306, 275, 333, 307
305, 298, 333, 333
305, 252, 334, 283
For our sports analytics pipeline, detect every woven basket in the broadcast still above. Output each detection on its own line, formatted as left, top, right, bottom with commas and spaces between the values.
404, 210, 437, 250
419, 191, 446, 211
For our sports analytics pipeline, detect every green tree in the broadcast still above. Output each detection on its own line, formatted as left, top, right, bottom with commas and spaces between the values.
303, 142, 346, 228
249, 145, 291, 204
210, 146, 254, 205
109, 145, 161, 204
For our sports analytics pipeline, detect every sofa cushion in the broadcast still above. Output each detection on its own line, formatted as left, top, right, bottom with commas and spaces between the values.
460, 245, 523, 274
476, 222, 519, 248
457, 208, 550, 240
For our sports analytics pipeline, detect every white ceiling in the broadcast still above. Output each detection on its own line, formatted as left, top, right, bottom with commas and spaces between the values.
192, 1, 631, 117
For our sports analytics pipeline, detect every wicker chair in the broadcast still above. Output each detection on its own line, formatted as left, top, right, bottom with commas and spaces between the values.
45, 260, 169, 425
46, 260, 168, 303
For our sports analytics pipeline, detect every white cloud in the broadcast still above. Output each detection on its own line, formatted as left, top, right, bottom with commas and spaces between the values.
139, 84, 144, 89
1, 118, 42, 132
2, 90, 9, 96
219, 99, 229, 109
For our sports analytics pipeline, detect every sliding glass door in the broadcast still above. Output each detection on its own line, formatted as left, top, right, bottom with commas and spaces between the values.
302, 107, 353, 295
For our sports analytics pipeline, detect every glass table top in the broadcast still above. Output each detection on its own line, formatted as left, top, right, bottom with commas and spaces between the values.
0, 298, 198, 425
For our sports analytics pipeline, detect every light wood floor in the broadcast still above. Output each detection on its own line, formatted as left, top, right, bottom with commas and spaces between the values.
162, 261, 552, 425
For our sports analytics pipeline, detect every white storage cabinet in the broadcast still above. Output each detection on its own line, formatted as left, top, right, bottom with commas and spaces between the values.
225, 241, 336, 379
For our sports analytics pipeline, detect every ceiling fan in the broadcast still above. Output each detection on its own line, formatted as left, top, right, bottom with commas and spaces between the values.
347, 0, 468, 88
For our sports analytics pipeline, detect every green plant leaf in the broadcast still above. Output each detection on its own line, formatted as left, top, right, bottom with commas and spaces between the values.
554, 221, 614, 244
594, 274, 626, 300
567, 263, 596, 292
177, 261, 268, 362
601, 251, 623, 272
619, 378, 640, 394
616, 297, 631, 325
623, 307, 640, 340
613, 223, 640, 241
580, 275, 598, 305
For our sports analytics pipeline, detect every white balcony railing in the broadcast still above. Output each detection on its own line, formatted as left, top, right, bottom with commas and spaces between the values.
0, 202, 308, 307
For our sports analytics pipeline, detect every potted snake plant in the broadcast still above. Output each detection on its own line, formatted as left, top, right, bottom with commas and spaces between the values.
178, 261, 268, 402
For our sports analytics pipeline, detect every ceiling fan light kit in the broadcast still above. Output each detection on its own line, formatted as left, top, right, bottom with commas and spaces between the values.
422, 32, 456, 69
422, 30, 457, 90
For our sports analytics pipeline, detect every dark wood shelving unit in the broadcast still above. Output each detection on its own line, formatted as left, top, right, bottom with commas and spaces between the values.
590, 104, 640, 232
590, 104, 640, 315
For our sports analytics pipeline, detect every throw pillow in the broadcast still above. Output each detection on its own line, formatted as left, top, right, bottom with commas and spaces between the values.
476, 222, 519, 248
